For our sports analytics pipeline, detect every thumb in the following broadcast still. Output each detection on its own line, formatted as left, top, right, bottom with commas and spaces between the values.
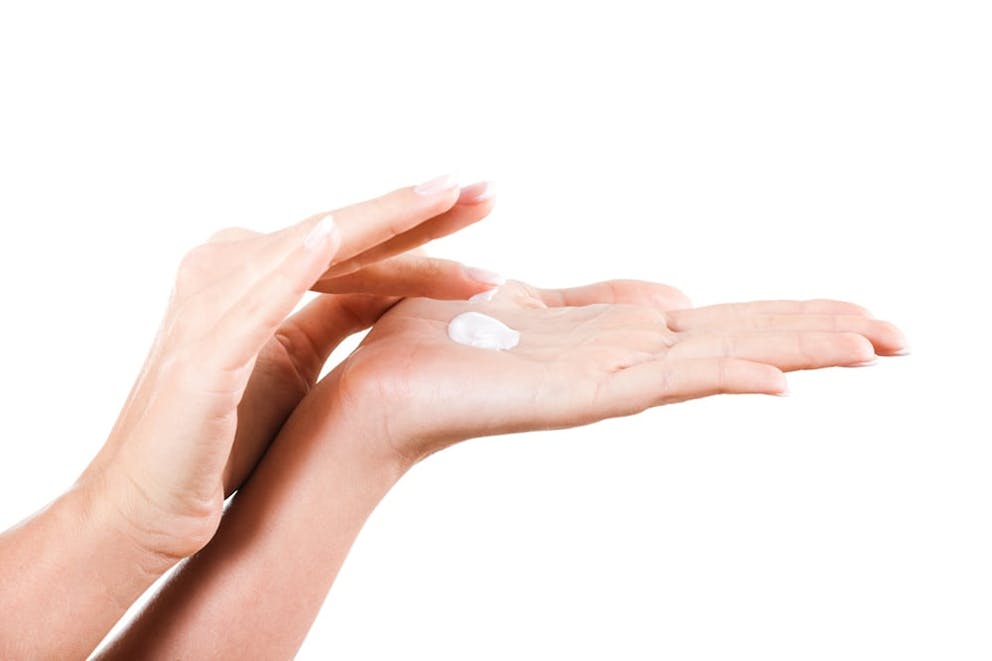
275, 292, 400, 384
222, 292, 398, 493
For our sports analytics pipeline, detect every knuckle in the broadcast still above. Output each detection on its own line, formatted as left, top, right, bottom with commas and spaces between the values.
795, 333, 818, 364
175, 244, 218, 287
657, 285, 692, 310
658, 327, 678, 349
178, 243, 213, 271
716, 358, 731, 391
421, 258, 448, 280
207, 226, 250, 243
159, 343, 205, 390
161, 340, 248, 402
165, 299, 196, 341
274, 265, 310, 301
624, 304, 664, 328
722, 334, 737, 358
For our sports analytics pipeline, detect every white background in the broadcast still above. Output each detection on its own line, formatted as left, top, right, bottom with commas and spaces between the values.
1, 1, 989, 659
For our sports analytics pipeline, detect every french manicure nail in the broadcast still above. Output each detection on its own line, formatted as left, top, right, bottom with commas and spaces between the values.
849, 359, 878, 367
414, 174, 458, 196
457, 181, 494, 204
469, 287, 499, 303
465, 266, 506, 286
304, 214, 336, 251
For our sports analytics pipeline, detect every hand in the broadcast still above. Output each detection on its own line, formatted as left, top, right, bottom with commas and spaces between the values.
81, 178, 496, 561
317, 279, 906, 467
87, 278, 905, 659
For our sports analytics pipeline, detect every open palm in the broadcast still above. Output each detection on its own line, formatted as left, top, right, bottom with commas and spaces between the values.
329, 280, 906, 465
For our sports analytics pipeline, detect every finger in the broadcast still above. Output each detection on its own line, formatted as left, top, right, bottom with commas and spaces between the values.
595, 357, 787, 418
673, 313, 906, 356
196, 215, 342, 370
176, 173, 467, 345
277, 292, 400, 379
314, 174, 466, 267
321, 181, 495, 278
538, 280, 692, 311
666, 299, 873, 331
669, 331, 876, 370
178, 211, 340, 316
207, 227, 261, 243
315, 254, 495, 300
193, 175, 477, 295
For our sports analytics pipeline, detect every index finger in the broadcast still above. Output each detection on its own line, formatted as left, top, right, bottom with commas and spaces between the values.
321, 181, 495, 278
313, 175, 463, 265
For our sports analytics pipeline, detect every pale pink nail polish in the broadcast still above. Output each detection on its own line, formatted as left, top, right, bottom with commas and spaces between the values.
457, 181, 494, 204
469, 287, 499, 303
304, 214, 336, 251
465, 266, 505, 286
414, 174, 458, 196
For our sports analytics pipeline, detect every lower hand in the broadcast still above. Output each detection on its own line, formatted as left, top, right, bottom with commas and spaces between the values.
313, 279, 906, 468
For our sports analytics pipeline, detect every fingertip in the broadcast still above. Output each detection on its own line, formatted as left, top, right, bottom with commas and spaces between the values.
861, 320, 909, 356
464, 265, 506, 286
764, 365, 789, 396
889, 324, 909, 354
733, 358, 787, 395
303, 214, 337, 253
468, 286, 500, 303
413, 174, 460, 197
445, 265, 499, 301
838, 332, 877, 365
404, 175, 463, 216
456, 181, 495, 205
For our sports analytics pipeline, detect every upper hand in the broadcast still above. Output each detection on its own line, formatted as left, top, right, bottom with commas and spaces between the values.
81, 177, 495, 560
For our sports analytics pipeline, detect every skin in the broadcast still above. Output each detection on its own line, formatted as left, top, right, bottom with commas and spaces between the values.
0, 177, 496, 660
98, 280, 906, 659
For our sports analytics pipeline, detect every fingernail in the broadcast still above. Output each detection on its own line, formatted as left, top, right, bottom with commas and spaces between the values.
465, 266, 505, 286
414, 174, 458, 196
892, 347, 912, 356
848, 359, 878, 367
457, 181, 494, 204
304, 214, 336, 252
775, 389, 790, 397
469, 287, 499, 303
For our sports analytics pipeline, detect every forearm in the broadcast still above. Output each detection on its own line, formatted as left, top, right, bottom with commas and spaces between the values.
97, 393, 405, 660
0, 480, 174, 659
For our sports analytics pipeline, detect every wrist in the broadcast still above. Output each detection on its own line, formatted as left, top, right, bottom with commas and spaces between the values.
325, 370, 471, 474
315, 405, 413, 490
71, 474, 181, 579
320, 372, 420, 477
0, 480, 174, 658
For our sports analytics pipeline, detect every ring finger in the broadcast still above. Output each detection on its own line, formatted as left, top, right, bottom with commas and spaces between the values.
668, 331, 877, 370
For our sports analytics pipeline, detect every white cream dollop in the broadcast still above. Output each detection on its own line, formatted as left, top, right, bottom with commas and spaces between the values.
447, 312, 520, 351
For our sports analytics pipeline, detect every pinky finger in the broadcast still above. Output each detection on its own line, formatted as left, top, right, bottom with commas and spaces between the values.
599, 357, 787, 417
